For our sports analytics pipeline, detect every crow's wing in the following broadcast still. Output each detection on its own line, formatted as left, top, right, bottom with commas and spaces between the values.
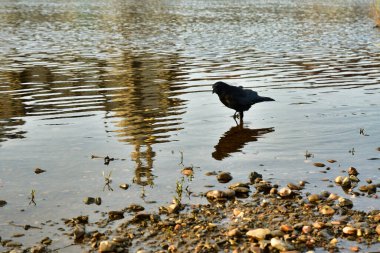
240, 89, 261, 105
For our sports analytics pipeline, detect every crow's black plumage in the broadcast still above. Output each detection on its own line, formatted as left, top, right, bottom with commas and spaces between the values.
212, 81, 275, 122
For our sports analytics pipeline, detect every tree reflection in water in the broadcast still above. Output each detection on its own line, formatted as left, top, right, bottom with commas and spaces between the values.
108, 52, 187, 188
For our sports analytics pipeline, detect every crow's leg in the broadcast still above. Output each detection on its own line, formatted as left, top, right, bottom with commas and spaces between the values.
239, 111, 244, 121
233, 111, 238, 119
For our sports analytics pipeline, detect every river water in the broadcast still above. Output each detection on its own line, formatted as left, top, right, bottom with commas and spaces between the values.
0, 0, 379, 250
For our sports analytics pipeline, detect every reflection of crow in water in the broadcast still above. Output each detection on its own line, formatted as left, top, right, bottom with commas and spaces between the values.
212, 125, 274, 161
212, 81, 275, 122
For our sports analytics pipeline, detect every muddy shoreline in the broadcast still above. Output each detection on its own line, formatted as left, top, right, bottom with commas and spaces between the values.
3, 168, 379, 253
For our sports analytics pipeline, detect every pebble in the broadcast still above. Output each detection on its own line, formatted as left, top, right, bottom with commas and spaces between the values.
271, 238, 293, 251
5, 241, 22, 248
302, 226, 312, 234
249, 171, 263, 183
30, 244, 47, 253
108, 211, 124, 221
246, 228, 271, 240
334, 176, 343, 184
73, 225, 85, 240
308, 194, 320, 203
181, 167, 194, 176
319, 205, 335, 215
341, 177, 351, 187
280, 225, 293, 233
217, 172, 233, 183
278, 187, 292, 197
313, 162, 325, 168
227, 228, 241, 237
98, 240, 117, 252
376, 224, 380, 235
347, 167, 359, 176
349, 246, 360, 252
0, 200, 7, 207
34, 168, 46, 174
342, 226, 356, 235
119, 184, 129, 190
338, 197, 353, 208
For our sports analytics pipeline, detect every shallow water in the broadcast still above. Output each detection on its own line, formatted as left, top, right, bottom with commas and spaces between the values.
0, 0, 380, 250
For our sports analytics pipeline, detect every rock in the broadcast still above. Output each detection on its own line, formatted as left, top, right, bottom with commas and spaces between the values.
313, 162, 325, 167
166, 200, 181, 214
270, 238, 293, 251
73, 225, 85, 241
126, 204, 145, 212
83, 197, 95, 205
119, 184, 129, 190
227, 228, 241, 237
232, 187, 250, 198
350, 246, 360, 252
206, 190, 235, 203
376, 224, 380, 235
181, 167, 194, 176
302, 226, 312, 234
5, 241, 22, 247
308, 194, 320, 203
343, 226, 357, 235
349, 175, 360, 182
338, 197, 353, 208
287, 183, 302, 190
366, 179, 372, 184
255, 182, 272, 194
95, 197, 102, 205
34, 168, 46, 174
0, 200, 7, 207
341, 177, 351, 187
108, 211, 124, 221
280, 225, 294, 233
335, 176, 344, 184
98, 240, 117, 252
312, 221, 325, 229
327, 159, 337, 163
367, 184, 377, 194
249, 171, 263, 183
347, 167, 359, 176
40, 237, 52, 245
217, 172, 233, 183
229, 182, 250, 190
319, 205, 335, 215
278, 187, 292, 198
246, 228, 271, 240
328, 193, 339, 200
30, 244, 47, 253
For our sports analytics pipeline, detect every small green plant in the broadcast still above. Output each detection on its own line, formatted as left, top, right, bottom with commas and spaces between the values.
29, 189, 36, 206
174, 176, 185, 204
103, 171, 113, 191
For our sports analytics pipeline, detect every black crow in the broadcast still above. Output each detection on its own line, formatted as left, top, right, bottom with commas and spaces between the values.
212, 81, 275, 122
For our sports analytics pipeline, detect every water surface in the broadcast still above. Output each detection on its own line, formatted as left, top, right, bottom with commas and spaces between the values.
1, 0, 380, 250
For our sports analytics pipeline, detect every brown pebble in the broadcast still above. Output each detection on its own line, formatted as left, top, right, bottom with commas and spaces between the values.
350, 246, 360, 252
313, 162, 325, 167
347, 166, 359, 176
34, 168, 46, 174
313, 221, 325, 229
217, 172, 233, 183
327, 159, 337, 163
302, 226, 312, 234
376, 224, 380, 235
319, 205, 335, 215
181, 167, 194, 176
280, 225, 294, 233
308, 194, 320, 203
343, 226, 357, 235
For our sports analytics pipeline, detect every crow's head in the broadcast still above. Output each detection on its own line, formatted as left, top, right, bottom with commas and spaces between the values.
212, 81, 229, 95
